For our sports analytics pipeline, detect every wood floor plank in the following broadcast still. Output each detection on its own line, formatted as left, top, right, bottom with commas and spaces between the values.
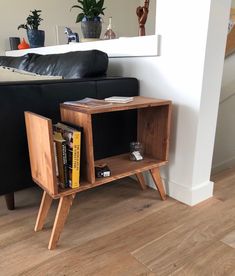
221, 228, 235, 249
0, 178, 174, 275
172, 242, 235, 276
132, 199, 235, 275
13, 195, 220, 276
0, 170, 235, 275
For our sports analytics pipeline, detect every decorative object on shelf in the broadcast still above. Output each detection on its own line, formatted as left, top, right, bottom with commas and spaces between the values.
130, 141, 144, 161
136, 0, 150, 36
9, 37, 20, 50
18, 9, 45, 48
228, 19, 234, 34
95, 163, 111, 178
104, 17, 116, 40
64, 27, 79, 43
71, 0, 106, 39
226, 8, 235, 57
17, 38, 30, 50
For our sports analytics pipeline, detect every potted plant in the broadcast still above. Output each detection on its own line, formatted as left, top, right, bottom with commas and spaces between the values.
18, 9, 45, 48
71, 0, 105, 39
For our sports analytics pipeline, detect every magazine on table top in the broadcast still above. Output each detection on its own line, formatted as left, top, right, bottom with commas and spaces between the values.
104, 96, 134, 103
63, 97, 113, 108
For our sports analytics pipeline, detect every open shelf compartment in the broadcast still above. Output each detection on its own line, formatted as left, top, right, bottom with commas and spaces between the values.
60, 96, 172, 188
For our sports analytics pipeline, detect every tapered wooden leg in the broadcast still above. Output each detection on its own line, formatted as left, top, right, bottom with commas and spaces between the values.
136, 173, 147, 190
35, 191, 53, 232
150, 167, 167, 200
4, 193, 15, 210
48, 194, 75, 250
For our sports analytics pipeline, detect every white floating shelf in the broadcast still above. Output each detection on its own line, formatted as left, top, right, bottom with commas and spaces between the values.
5, 35, 160, 58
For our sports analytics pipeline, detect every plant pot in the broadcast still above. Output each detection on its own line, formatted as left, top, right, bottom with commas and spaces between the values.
27, 29, 45, 48
81, 20, 102, 39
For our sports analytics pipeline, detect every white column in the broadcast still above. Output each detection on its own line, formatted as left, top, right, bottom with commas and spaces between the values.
108, 0, 231, 205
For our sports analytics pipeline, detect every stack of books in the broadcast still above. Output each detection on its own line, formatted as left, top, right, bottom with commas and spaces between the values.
53, 123, 82, 189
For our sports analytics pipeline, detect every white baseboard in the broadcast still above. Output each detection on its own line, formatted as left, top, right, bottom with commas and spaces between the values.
166, 179, 214, 206
212, 156, 235, 174
146, 173, 214, 206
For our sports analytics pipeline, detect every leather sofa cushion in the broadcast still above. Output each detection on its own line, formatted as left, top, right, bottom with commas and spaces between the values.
0, 54, 32, 71
26, 50, 108, 79
0, 50, 108, 79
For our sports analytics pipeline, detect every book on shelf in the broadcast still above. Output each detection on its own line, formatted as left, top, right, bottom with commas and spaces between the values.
54, 123, 82, 189
63, 97, 112, 108
53, 131, 68, 189
53, 141, 59, 178
104, 96, 134, 103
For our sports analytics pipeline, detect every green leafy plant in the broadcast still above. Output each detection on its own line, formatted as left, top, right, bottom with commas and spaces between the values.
71, 0, 105, 23
17, 9, 43, 30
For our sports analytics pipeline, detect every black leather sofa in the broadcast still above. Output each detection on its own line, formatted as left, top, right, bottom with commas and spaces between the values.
0, 50, 138, 209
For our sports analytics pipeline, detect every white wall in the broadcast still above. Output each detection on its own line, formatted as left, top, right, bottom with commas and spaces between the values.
212, 54, 235, 172
0, 0, 155, 54
212, 0, 235, 173
103, 0, 138, 38
108, 0, 230, 205
0, 0, 74, 54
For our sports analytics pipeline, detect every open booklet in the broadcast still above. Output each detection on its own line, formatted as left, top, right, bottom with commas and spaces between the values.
63, 97, 113, 108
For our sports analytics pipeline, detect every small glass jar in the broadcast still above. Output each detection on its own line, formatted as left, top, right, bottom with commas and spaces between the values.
129, 142, 144, 161
104, 17, 116, 40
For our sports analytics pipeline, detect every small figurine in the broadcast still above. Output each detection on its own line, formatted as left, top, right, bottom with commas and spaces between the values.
64, 27, 79, 43
18, 38, 30, 50
136, 0, 150, 36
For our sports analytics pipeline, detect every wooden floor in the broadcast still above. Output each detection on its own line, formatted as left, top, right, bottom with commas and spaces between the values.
1, 169, 235, 276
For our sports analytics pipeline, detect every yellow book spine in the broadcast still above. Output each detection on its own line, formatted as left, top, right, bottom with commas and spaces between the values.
71, 131, 81, 188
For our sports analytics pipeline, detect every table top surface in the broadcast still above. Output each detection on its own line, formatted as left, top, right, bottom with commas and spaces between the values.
60, 96, 172, 114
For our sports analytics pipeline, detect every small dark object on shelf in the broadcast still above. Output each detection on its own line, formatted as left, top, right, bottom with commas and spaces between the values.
130, 141, 144, 161
64, 27, 79, 43
9, 37, 20, 50
95, 163, 111, 178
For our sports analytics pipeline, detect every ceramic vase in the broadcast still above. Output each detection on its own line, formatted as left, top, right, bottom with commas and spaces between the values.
27, 29, 45, 48
81, 17, 102, 39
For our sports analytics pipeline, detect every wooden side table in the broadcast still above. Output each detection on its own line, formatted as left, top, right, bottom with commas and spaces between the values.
24, 96, 172, 250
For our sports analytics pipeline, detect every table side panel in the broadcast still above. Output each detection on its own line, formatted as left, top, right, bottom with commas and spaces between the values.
137, 104, 171, 161
60, 107, 95, 184
25, 112, 58, 196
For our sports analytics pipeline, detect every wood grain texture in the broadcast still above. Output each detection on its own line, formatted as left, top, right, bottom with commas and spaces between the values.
136, 172, 147, 190
48, 195, 75, 250
221, 229, 235, 249
226, 8, 235, 57
150, 167, 167, 200
60, 96, 172, 115
138, 104, 172, 161
34, 191, 53, 232
60, 96, 171, 197
1, 171, 235, 275
24, 112, 58, 196
60, 108, 95, 184
26, 98, 171, 250
226, 26, 235, 57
